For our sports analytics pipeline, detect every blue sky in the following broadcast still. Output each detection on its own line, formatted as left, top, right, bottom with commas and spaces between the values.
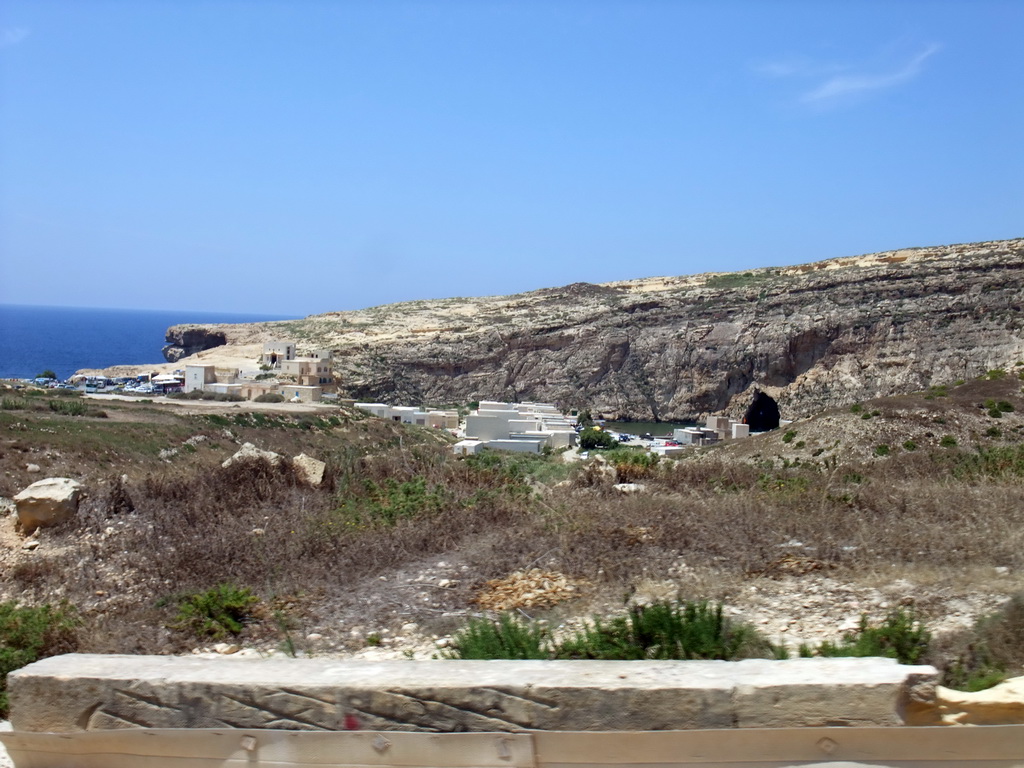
1, 1, 1021, 315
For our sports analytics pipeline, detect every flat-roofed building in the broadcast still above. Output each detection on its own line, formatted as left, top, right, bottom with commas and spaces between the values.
282, 386, 322, 403
453, 440, 485, 456
281, 358, 332, 386
355, 403, 391, 418
185, 365, 217, 393
205, 383, 243, 398
262, 342, 296, 368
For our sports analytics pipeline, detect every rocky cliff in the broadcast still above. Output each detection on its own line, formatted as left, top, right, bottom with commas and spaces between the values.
162, 326, 229, 363
166, 238, 1024, 419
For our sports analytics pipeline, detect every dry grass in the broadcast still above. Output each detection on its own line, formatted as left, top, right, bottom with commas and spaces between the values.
1, 379, 1023, 665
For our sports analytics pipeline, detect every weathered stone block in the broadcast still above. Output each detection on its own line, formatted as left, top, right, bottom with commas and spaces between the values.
8, 655, 937, 733
13, 477, 83, 533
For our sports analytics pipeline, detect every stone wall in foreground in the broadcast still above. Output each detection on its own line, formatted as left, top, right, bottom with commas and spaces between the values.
9, 654, 937, 732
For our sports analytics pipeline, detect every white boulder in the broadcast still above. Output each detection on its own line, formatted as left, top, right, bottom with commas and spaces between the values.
222, 442, 282, 468
292, 453, 326, 486
13, 478, 84, 533
613, 483, 647, 494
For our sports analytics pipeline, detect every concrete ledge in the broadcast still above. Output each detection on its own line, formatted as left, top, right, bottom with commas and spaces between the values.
8, 655, 938, 733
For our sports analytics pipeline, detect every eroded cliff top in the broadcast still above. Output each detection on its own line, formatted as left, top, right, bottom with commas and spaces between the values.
112, 237, 1024, 419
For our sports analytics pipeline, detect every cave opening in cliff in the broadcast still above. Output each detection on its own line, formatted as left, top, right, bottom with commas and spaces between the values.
744, 390, 780, 432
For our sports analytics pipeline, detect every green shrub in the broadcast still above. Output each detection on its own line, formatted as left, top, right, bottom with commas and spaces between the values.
555, 601, 772, 661
605, 448, 659, 481
902, 440, 918, 452
817, 608, 930, 665
940, 435, 958, 448
781, 430, 796, 444
254, 393, 284, 403
985, 369, 1008, 381
169, 390, 205, 400
985, 427, 1002, 439
48, 399, 87, 416
443, 614, 550, 660
953, 444, 1024, 480
173, 584, 259, 640
874, 444, 890, 457
758, 472, 809, 495
337, 477, 445, 527
443, 600, 774, 662
941, 594, 1024, 691
579, 427, 617, 450
0, 602, 78, 716
849, 404, 863, 414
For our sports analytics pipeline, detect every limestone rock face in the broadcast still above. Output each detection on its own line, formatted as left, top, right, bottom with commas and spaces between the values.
161, 326, 227, 363
159, 238, 1024, 420
222, 443, 282, 469
13, 478, 84, 533
933, 676, 1024, 725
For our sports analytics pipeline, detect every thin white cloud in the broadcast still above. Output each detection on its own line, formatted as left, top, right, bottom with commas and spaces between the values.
755, 42, 941, 108
754, 56, 847, 80
0, 27, 30, 49
801, 43, 941, 103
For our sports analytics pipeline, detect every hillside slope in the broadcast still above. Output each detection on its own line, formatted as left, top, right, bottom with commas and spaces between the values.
164, 238, 1024, 420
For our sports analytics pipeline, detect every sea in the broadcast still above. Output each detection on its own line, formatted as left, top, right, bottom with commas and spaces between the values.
0, 304, 299, 381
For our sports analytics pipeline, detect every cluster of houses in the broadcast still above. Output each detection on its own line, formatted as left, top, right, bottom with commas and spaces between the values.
352, 398, 760, 458
650, 415, 751, 457
182, 342, 336, 403
456, 401, 578, 455
354, 400, 578, 455
351, 403, 461, 430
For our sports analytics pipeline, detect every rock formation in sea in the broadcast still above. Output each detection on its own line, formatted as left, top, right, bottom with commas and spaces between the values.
162, 326, 228, 363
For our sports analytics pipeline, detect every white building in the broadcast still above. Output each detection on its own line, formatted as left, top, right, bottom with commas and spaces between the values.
452, 440, 485, 456
354, 403, 460, 429
356, 399, 575, 454
262, 342, 297, 368
463, 401, 576, 453
185, 365, 217, 393
281, 385, 322, 403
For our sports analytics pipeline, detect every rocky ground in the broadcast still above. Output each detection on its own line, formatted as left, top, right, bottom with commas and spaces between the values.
181, 567, 1018, 665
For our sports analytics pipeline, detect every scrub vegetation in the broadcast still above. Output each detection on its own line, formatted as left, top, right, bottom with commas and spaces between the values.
0, 377, 1022, 700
